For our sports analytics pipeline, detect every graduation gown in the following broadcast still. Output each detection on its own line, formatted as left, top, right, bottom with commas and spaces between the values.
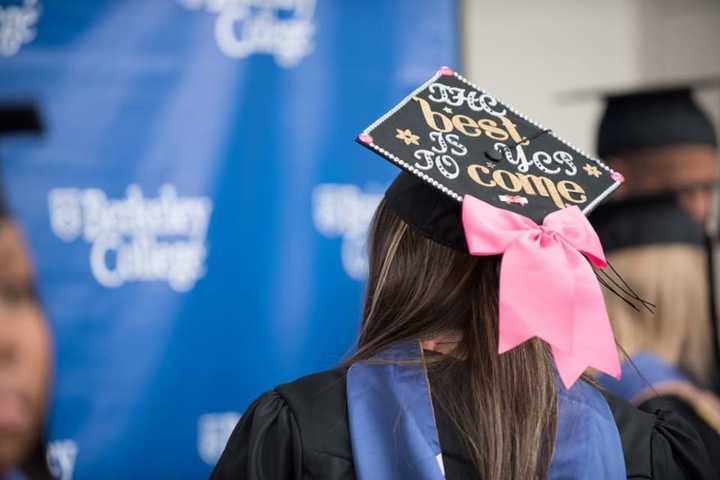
640, 394, 720, 468
211, 368, 716, 480
598, 352, 720, 472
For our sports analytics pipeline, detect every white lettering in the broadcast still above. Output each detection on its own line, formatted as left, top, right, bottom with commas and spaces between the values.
179, 0, 316, 68
49, 184, 213, 292
0, 0, 40, 57
426, 82, 507, 117
312, 184, 382, 280
47, 439, 78, 480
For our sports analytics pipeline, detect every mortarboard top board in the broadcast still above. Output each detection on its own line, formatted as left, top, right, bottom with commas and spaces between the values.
356, 67, 624, 251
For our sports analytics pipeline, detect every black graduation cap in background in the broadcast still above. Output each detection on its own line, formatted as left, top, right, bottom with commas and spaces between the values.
573, 78, 720, 249
0, 103, 43, 135
0, 102, 44, 217
597, 80, 719, 159
563, 77, 720, 159
357, 67, 624, 251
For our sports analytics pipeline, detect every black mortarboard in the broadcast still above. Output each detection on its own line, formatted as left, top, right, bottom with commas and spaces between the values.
590, 194, 705, 253
0, 103, 43, 135
0, 102, 44, 218
595, 81, 719, 159
357, 67, 624, 251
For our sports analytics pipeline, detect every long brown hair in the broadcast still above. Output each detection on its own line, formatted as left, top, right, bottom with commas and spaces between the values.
344, 199, 558, 479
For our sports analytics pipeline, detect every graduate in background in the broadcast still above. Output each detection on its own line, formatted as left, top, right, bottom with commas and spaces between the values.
0, 104, 53, 480
593, 83, 720, 223
590, 84, 720, 463
594, 197, 720, 460
213, 69, 715, 479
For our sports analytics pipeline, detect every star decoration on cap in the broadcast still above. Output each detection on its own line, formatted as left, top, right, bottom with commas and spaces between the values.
486, 161, 497, 169
443, 106, 453, 114
395, 128, 420, 145
583, 164, 602, 178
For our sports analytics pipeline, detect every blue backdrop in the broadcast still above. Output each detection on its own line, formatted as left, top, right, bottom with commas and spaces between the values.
0, 1, 458, 477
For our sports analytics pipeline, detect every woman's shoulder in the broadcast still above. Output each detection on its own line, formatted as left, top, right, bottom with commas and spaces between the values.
211, 368, 353, 480
243, 367, 351, 449
274, 367, 352, 455
602, 390, 718, 479
275, 367, 348, 406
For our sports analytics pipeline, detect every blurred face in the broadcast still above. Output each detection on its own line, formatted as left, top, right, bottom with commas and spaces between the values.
0, 221, 51, 472
609, 145, 719, 223
677, 184, 716, 225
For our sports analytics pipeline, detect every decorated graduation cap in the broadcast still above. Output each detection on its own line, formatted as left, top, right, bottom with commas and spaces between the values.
357, 67, 625, 388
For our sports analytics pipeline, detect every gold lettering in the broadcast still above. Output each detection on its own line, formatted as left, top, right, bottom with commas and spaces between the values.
557, 180, 587, 204
477, 118, 509, 141
498, 116, 527, 145
516, 173, 564, 208
493, 170, 522, 192
413, 97, 452, 132
465, 167, 583, 209
452, 115, 482, 137
467, 164, 496, 187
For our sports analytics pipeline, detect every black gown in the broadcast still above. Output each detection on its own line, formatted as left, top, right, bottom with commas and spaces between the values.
639, 394, 720, 467
211, 369, 717, 479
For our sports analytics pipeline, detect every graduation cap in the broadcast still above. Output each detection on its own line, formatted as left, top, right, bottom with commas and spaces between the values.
562, 78, 720, 198
0, 103, 43, 136
356, 67, 625, 388
595, 80, 719, 159
357, 66, 624, 251
0, 102, 44, 218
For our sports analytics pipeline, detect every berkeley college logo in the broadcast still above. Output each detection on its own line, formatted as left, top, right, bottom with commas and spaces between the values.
46, 439, 78, 480
178, 0, 316, 68
48, 184, 213, 292
0, 0, 40, 57
312, 184, 382, 281
198, 411, 242, 465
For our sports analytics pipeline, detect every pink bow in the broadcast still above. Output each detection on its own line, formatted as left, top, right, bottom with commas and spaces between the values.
462, 195, 621, 388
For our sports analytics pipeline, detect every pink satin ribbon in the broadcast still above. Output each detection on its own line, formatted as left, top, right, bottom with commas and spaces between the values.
461, 195, 621, 388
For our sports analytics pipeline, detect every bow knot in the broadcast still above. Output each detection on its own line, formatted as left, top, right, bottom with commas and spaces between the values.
462, 195, 620, 388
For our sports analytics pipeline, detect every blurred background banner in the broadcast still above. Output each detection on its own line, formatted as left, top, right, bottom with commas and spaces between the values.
0, 0, 458, 478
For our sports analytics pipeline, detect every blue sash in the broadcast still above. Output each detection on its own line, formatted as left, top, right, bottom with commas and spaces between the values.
347, 342, 626, 479
598, 352, 689, 403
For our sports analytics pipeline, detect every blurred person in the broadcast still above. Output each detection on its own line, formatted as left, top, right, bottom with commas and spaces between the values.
593, 196, 720, 464
0, 218, 52, 480
0, 104, 53, 479
596, 84, 719, 224
593, 82, 720, 395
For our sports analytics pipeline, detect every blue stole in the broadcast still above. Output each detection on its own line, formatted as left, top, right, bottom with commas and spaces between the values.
598, 352, 689, 403
347, 342, 626, 479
